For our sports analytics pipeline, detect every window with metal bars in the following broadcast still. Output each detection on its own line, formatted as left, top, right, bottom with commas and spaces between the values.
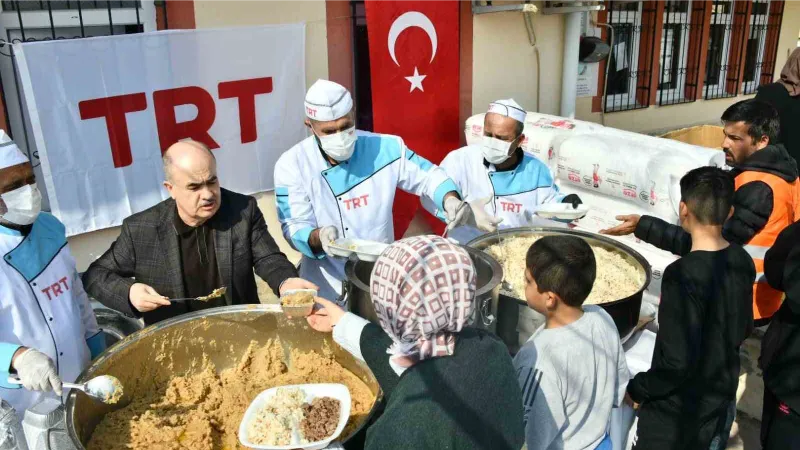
743, 0, 772, 94
0, 1, 140, 11
756, 0, 784, 89
657, 1, 705, 106
604, 1, 657, 113
703, 0, 744, 99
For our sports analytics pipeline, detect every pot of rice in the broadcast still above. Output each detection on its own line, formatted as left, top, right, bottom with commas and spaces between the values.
468, 227, 651, 353
65, 305, 380, 450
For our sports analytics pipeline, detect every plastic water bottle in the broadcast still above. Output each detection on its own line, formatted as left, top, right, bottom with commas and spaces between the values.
0, 399, 28, 450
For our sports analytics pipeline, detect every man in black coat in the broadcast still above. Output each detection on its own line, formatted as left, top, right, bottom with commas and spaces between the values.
760, 220, 800, 448
82, 140, 315, 325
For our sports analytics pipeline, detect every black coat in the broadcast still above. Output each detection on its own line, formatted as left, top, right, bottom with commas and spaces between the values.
82, 188, 298, 325
762, 220, 800, 412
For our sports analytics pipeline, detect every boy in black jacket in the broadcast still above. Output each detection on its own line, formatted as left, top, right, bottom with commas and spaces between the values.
761, 220, 800, 448
602, 99, 799, 326
625, 167, 754, 450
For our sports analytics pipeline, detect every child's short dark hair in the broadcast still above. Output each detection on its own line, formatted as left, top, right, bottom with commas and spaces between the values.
680, 166, 734, 226
525, 236, 596, 307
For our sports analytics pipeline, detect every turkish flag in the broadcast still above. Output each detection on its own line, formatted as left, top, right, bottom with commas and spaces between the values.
365, 1, 460, 238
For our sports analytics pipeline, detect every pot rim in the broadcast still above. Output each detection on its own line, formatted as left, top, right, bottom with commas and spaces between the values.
465, 227, 653, 306
65, 304, 382, 449
344, 245, 505, 297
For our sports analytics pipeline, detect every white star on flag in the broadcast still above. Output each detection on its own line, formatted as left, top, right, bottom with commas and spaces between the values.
405, 67, 426, 92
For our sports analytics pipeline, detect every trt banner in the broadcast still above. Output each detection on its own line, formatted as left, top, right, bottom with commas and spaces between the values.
14, 24, 306, 235
365, 1, 461, 237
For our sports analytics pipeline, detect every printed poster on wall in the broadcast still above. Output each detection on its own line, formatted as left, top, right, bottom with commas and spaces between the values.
14, 24, 306, 236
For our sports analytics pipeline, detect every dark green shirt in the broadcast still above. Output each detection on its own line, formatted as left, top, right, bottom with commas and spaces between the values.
360, 325, 524, 450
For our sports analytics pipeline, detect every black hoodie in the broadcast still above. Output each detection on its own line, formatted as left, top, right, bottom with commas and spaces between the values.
633, 144, 799, 257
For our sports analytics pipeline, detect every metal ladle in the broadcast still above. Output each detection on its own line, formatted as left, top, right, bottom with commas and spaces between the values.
8, 374, 124, 404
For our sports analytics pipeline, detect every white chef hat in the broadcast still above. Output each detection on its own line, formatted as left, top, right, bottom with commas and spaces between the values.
487, 99, 527, 123
0, 130, 28, 170
304, 79, 354, 122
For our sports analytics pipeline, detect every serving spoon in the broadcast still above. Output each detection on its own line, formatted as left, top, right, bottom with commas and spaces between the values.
8, 374, 124, 404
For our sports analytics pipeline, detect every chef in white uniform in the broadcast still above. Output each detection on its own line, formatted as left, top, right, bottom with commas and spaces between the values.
275, 80, 497, 303
0, 132, 104, 419
424, 99, 582, 243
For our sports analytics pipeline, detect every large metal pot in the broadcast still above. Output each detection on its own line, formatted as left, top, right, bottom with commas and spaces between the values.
65, 305, 381, 449
467, 227, 652, 353
344, 246, 504, 330
90, 302, 143, 347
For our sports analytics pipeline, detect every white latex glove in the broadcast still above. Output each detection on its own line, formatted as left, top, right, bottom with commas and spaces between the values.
319, 226, 339, 257
469, 197, 503, 232
12, 348, 62, 395
444, 197, 502, 233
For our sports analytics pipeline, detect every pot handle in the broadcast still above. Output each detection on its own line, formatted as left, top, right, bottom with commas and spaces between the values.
480, 297, 495, 327
336, 279, 350, 308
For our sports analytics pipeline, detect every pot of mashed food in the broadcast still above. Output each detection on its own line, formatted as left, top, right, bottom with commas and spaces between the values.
65, 305, 380, 450
468, 227, 651, 353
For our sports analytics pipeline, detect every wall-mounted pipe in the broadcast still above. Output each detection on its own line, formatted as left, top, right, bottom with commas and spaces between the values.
560, 11, 582, 118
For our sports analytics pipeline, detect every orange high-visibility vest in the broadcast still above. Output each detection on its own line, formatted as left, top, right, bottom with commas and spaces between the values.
735, 170, 800, 320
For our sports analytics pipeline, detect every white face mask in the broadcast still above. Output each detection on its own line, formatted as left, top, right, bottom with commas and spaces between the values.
0, 184, 42, 226
316, 126, 357, 161
482, 136, 514, 165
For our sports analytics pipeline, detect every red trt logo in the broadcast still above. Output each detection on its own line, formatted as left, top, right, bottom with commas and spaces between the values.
78, 77, 274, 168
500, 201, 522, 213
41, 276, 70, 301
343, 195, 369, 211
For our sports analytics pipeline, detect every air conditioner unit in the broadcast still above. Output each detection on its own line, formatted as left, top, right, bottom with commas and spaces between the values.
543, 1, 605, 15
471, 1, 539, 15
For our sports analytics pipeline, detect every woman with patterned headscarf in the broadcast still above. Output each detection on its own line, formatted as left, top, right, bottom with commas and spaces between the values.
756, 47, 800, 164
307, 235, 524, 450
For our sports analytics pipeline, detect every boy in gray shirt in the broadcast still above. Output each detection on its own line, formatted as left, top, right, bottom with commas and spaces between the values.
514, 236, 629, 450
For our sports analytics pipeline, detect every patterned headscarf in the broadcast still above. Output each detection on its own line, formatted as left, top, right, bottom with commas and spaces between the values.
370, 235, 477, 367
779, 47, 800, 97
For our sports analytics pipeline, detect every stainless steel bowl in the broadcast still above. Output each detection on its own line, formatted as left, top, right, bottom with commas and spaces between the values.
65, 304, 381, 449
468, 227, 652, 353
344, 246, 504, 331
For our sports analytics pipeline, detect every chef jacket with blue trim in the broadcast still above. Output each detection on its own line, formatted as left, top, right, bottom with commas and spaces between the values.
424, 145, 565, 243
0, 213, 104, 418
274, 131, 459, 302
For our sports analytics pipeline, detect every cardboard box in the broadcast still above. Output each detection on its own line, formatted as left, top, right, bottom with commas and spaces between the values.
660, 125, 724, 149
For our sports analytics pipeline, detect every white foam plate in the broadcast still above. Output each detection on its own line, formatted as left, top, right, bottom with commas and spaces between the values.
328, 238, 389, 262
534, 203, 590, 221
239, 383, 352, 450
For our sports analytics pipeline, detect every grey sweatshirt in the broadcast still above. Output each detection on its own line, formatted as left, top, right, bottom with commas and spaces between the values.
513, 305, 629, 450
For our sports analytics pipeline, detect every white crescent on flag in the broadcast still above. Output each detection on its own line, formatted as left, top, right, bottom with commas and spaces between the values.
387, 11, 437, 93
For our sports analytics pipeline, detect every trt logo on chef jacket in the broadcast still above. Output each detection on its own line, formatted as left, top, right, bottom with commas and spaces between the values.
343, 195, 369, 211
499, 201, 522, 213
41, 276, 70, 300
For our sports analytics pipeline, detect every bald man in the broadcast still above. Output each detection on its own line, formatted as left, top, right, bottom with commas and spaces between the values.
83, 140, 315, 325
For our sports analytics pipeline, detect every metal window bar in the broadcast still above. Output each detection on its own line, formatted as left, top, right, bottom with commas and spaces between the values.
658, 1, 704, 106
2, 0, 138, 10
758, 1, 784, 87
704, 0, 741, 99
743, 0, 770, 94
604, 1, 657, 113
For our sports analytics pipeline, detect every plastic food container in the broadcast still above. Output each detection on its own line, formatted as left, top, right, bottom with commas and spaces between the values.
280, 289, 317, 317
534, 203, 590, 221
238, 383, 352, 450
328, 239, 389, 262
